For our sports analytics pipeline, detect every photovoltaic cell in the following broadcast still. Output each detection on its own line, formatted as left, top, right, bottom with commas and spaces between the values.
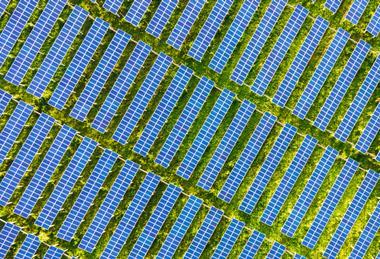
366, 6, 380, 36
231, 0, 287, 85
125, 0, 151, 26
103, 0, 124, 14
267, 242, 286, 258
281, 147, 339, 237
146, 1, 178, 38
346, 0, 370, 24
0, 223, 20, 258
314, 40, 370, 131
113, 53, 172, 144
251, 5, 309, 95
197, 100, 255, 190
155, 77, 214, 168
218, 112, 277, 203
35, 137, 97, 230
212, 219, 244, 258
48, 18, 109, 110
44, 246, 64, 259
177, 89, 235, 180
15, 234, 40, 259
134, 65, 193, 157
239, 230, 265, 259
325, 0, 343, 13
0, 89, 11, 115
355, 103, 380, 153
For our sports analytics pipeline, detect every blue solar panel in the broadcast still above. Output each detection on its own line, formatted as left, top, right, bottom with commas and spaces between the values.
314, 40, 370, 131
113, 53, 172, 144
146, 1, 178, 38
209, 0, 260, 73
355, 103, 380, 153
27, 6, 88, 98
177, 89, 235, 180
0, 89, 11, 115
0, 0, 39, 66
15, 234, 40, 258
167, 0, 206, 50
324, 170, 379, 258
273, 16, 329, 107
267, 242, 286, 258
349, 201, 380, 258
184, 206, 223, 259
197, 100, 255, 190
0, 113, 54, 206
240, 124, 297, 214
44, 246, 64, 259
0, 101, 33, 164
79, 160, 139, 253
218, 112, 277, 203
129, 184, 182, 258
70, 30, 130, 121
125, 0, 151, 26
293, 28, 350, 119
157, 195, 203, 258
294, 254, 306, 259
188, 0, 233, 61
35, 137, 97, 230
57, 149, 118, 241
92, 41, 151, 133
239, 230, 265, 259
134, 65, 193, 156
366, 6, 380, 37
14, 125, 76, 218
155, 76, 214, 168
212, 219, 244, 258
0, 223, 20, 258
101, 172, 160, 259
335, 56, 380, 142
103, 0, 124, 14
251, 5, 308, 95
48, 18, 109, 110
281, 146, 339, 237
346, 0, 370, 24
261, 135, 318, 226
0, 0, 9, 16
4, 0, 66, 86
376, 152, 380, 162
302, 158, 359, 249
230, 0, 287, 85
325, 0, 342, 13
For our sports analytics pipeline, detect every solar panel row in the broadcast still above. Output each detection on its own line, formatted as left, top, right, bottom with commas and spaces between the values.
239, 230, 265, 258
125, 0, 151, 26
0, 223, 20, 258
267, 241, 286, 258
146, 0, 178, 38
366, 6, 380, 36
0, 0, 9, 16
212, 219, 244, 258
325, 0, 342, 13
15, 234, 40, 259
0, 89, 11, 115
346, 0, 370, 24
355, 103, 380, 153
103, 0, 124, 14
44, 246, 64, 259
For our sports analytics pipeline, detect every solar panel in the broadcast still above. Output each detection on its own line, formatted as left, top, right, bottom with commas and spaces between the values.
79, 160, 139, 253
27, 6, 88, 97
325, 0, 342, 13
101, 172, 160, 258
293, 28, 350, 119
294, 254, 306, 259
314, 40, 370, 131
376, 152, 380, 162
103, 0, 124, 14
209, 0, 260, 73
15, 234, 40, 258
251, 5, 309, 95
349, 200, 380, 258
355, 103, 380, 153
324, 170, 379, 258
239, 230, 265, 259
70, 30, 130, 121
44, 246, 64, 259
273, 16, 329, 107
230, 0, 287, 85
125, 0, 151, 26
335, 56, 380, 142
167, 0, 206, 50
0, 113, 54, 206
48, 18, 109, 110
346, 0, 370, 24
366, 6, 380, 37
146, 0, 178, 37
4, 0, 66, 86
184, 206, 223, 258
188, 0, 233, 61
212, 219, 244, 258
177, 89, 235, 180
0, 101, 33, 164
197, 100, 255, 191
113, 53, 172, 144
155, 77, 214, 168
240, 124, 297, 214
129, 184, 182, 258
261, 135, 318, 226
57, 149, 118, 241
92, 41, 151, 133
0, 0, 39, 66
0, 89, 11, 115
134, 65, 193, 156
0, 223, 20, 258
218, 112, 277, 203
302, 158, 359, 249
281, 146, 339, 237
35, 137, 97, 230
0, 0, 9, 16
14, 125, 76, 218
157, 195, 203, 258
267, 242, 286, 258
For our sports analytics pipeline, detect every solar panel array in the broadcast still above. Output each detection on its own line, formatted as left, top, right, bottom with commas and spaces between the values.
267, 241, 286, 258
44, 246, 64, 258
346, 0, 370, 24
0, 223, 20, 258
325, 0, 343, 13
366, 6, 380, 36
355, 103, 380, 153
125, 0, 151, 26
146, 0, 178, 38
0, 0, 9, 16
103, 0, 124, 14
239, 230, 265, 259
212, 219, 244, 258
0, 89, 11, 115
15, 234, 40, 258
